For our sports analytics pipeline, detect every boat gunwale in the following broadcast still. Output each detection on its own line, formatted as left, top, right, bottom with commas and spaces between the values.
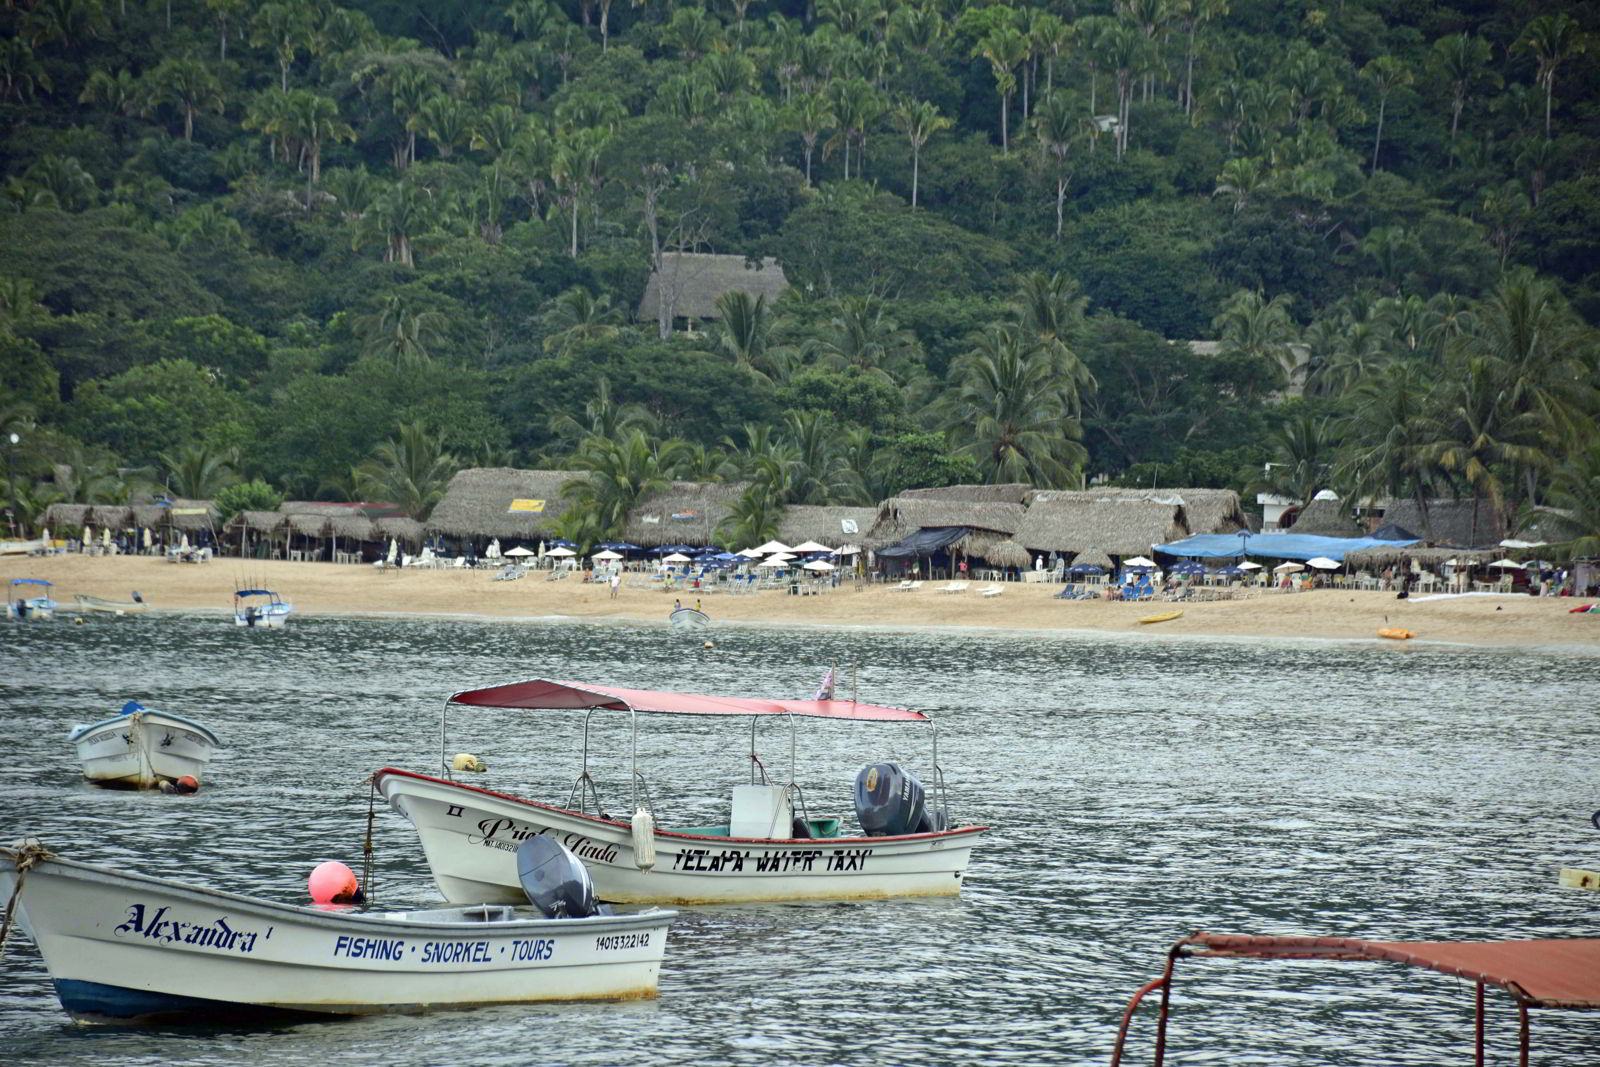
375, 766, 991, 845
66, 707, 220, 747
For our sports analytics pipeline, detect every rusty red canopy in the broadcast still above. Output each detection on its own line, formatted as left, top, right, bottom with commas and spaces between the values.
1181, 932, 1600, 1009
448, 678, 929, 722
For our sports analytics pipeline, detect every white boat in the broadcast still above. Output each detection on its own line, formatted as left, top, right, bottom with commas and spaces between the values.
668, 605, 709, 629
7, 577, 57, 618
375, 677, 989, 906
233, 588, 291, 627
0, 840, 675, 1024
73, 591, 148, 615
66, 701, 219, 789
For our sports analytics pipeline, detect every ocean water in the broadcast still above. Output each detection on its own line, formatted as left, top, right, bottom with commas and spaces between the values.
2, 614, 1597, 1066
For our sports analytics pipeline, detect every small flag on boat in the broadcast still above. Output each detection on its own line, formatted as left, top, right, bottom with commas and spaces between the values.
812, 668, 835, 701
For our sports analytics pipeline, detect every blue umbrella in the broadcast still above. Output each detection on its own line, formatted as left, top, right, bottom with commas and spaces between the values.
1068, 562, 1104, 575
548, 539, 577, 549
1171, 560, 1206, 575
1210, 564, 1245, 576
613, 542, 641, 551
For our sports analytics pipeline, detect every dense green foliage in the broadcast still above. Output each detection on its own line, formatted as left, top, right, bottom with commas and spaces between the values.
2, 0, 1597, 550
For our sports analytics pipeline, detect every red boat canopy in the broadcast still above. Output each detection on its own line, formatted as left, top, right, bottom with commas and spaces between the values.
1181, 932, 1600, 1009
448, 679, 930, 722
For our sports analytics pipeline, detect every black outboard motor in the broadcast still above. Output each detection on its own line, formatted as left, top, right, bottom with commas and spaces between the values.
515, 835, 599, 918
854, 762, 928, 836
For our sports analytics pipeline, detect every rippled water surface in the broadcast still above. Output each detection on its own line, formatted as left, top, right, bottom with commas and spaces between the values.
2, 615, 1597, 1066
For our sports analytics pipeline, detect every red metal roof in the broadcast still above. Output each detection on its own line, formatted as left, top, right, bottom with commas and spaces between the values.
448, 679, 930, 722
1183, 932, 1600, 1009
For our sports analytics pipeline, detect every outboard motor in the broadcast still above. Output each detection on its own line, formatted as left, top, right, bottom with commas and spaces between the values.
515, 835, 599, 918
854, 762, 927, 837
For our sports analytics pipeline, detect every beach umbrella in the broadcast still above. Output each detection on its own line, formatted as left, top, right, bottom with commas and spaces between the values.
1306, 557, 1340, 570
504, 545, 534, 557
593, 550, 622, 560
1171, 560, 1206, 575
386, 538, 398, 564
82, 524, 91, 546
834, 544, 862, 555
758, 557, 789, 567
1211, 564, 1245, 576
1068, 562, 1105, 575
614, 542, 641, 551
102, 527, 111, 548
1273, 561, 1304, 572
180, 533, 190, 551
737, 547, 765, 558
549, 539, 577, 549
1125, 556, 1156, 567
486, 538, 502, 560
141, 527, 151, 551
751, 540, 792, 555
1238, 561, 1262, 571
545, 546, 576, 557
538, 541, 546, 558
1488, 558, 1524, 569
790, 540, 833, 553
662, 552, 691, 563
803, 560, 835, 571
766, 551, 796, 562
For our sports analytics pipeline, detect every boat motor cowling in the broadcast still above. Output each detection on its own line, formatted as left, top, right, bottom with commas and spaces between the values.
854, 762, 927, 837
515, 835, 599, 918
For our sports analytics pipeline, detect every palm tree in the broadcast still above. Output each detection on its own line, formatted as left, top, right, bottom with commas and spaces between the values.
825, 77, 882, 180
144, 56, 224, 142
1030, 92, 1090, 238
1545, 438, 1600, 559
284, 89, 354, 191
1010, 272, 1093, 414
780, 410, 866, 505
248, 0, 316, 93
892, 97, 949, 207
550, 127, 608, 257
562, 430, 679, 537
360, 294, 443, 368
416, 94, 472, 158
158, 442, 238, 499
355, 180, 431, 267
973, 25, 1027, 152
547, 379, 658, 457
1213, 289, 1299, 390
353, 422, 459, 520
1515, 13, 1584, 138
945, 324, 1085, 487
1333, 362, 1439, 525
541, 287, 622, 354
784, 93, 834, 186
1426, 33, 1497, 150
1099, 22, 1148, 158
1212, 155, 1265, 213
1257, 409, 1338, 508
717, 482, 782, 549
809, 296, 919, 384
713, 291, 770, 375
1361, 55, 1411, 174
1176, 0, 1226, 115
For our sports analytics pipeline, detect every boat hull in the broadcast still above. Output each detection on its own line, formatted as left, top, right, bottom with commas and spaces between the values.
233, 604, 291, 627
376, 768, 986, 906
67, 709, 218, 789
6, 596, 55, 619
668, 608, 709, 629
0, 849, 673, 1023
73, 594, 148, 615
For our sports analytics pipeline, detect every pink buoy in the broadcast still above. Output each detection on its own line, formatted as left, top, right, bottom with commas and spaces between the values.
308, 861, 361, 904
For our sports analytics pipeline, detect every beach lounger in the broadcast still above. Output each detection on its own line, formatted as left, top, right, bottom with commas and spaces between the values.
980, 585, 1003, 597
939, 581, 968, 594
895, 580, 914, 591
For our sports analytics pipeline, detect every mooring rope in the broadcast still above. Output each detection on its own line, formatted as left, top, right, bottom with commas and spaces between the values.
360, 776, 377, 905
0, 841, 55, 962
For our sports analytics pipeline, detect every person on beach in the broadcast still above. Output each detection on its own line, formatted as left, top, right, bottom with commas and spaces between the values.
609, 571, 621, 598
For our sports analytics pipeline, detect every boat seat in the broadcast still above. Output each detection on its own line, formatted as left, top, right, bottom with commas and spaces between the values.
666, 825, 731, 837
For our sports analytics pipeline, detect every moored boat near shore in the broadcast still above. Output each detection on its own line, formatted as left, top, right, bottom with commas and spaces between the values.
376, 677, 989, 906
0, 841, 675, 1024
66, 701, 218, 789
233, 588, 291, 627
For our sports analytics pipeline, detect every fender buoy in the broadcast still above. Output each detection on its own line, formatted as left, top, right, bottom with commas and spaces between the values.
631, 808, 656, 872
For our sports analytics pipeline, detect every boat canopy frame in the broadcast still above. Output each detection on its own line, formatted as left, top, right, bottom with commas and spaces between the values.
1111, 930, 1600, 1067
439, 678, 950, 830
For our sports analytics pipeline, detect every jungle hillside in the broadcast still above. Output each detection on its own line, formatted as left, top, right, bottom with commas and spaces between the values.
2, 0, 1598, 551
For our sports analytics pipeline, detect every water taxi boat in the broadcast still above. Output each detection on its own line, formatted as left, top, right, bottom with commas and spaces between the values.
73, 592, 148, 615
66, 700, 219, 789
0, 839, 674, 1024
374, 677, 989, 906
233, 588, 291, 627
668, 606, 710, 629
7, 577, 57, 619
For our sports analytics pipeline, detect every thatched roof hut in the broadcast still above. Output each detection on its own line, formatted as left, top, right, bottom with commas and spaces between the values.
982, 538, 1033, 568
90, 504, 131, 527
163, 498, 218, 532
374, 515, 425, 547
1379, 498, 1505, 546
1283, 496, 1360, 537
227, 510, 285, 536
128, 503, 166, 529
864, 497, 1025, 550
1072, 547, 1115, 570
775, 505, 878, 547
425, 468, 584, 541
284, 514, 330, 539
39, 502, 94, 531
621, 481, 750, 548
898, 483, 1035, 505
636, 253, 788, 323
1015, 492, 1186, 556
1172, 489, 1250, 535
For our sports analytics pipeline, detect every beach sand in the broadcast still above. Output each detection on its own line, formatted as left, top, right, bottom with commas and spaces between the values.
7, 554, 1597, 652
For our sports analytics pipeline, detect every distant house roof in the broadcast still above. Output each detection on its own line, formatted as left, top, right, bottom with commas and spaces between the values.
1016, 494, 1186, 556
1283, 495, 1361, 538
864, 497, 1025, 549
425, 468, 584, 541
898, 483, 1035, 505
636, 253, 789, 322
621, 481, 749, 547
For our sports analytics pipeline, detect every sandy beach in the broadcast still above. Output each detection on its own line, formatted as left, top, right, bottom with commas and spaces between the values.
7, 553, 1598, 652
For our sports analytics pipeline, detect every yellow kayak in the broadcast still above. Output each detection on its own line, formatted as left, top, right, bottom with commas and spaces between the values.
1139, 610, 1183, 625
1378, 627, 1414, 640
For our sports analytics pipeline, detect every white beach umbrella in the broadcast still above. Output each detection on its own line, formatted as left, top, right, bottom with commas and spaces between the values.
758, 557, 790, 567
834, 544, 861, 555
1306, 557, 1340, 570
593, 550, 622, 560
42, 526, 50, 545
102, 527, 112, 547
738, 547, 765, 558
545, 546, 576, 557
766, 551, 796, 562
661, 552, 691, 563
386, 538, 398, 564
1125, 556, 1156, 567
802, 560, 835, 571
1237, 561, 1262, 570
486, 538, 502, 559
1273, 561, 1304, 572
751, 540, 792, 555
790, 540, 832, 553
180, 533, 190, 551
504, 545, 534, 557
1488, 558, 1524, 569
82, 524, 91, 545
141, 527, 151, 550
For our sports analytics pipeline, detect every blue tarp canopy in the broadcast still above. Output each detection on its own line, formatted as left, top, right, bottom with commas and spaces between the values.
875, 526, 969, 559
1154, 533, 1422, 562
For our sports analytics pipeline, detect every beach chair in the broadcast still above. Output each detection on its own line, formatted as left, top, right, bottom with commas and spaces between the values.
907, 580, 923, 592
895, 580, 914, 591
1053, 583, 1074, 599
939, 581, 967, 594
980, 585, 1004, 597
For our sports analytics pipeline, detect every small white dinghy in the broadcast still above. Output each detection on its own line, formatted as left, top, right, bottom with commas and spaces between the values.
66, 701, 219, 789
0, 837, 675, 1024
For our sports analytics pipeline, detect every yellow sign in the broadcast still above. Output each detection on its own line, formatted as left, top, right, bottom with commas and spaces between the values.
507, 499, 546, 513
170, 507, 209, 516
